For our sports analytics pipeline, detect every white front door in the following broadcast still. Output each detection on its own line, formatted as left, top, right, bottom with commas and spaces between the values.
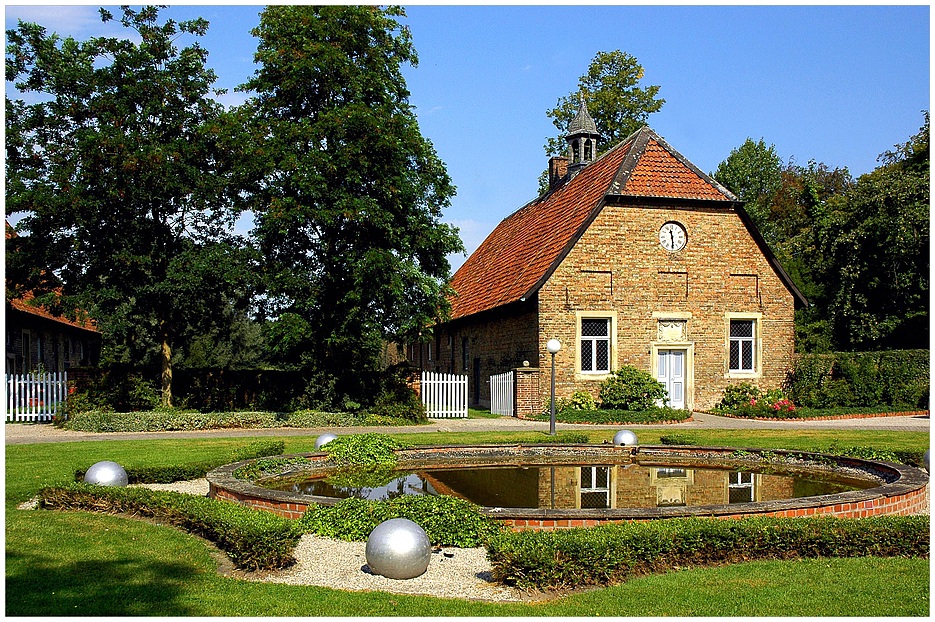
657, 349, 685, 409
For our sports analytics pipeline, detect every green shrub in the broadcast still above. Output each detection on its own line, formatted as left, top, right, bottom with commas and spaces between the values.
38, 483, 300, 570
784, 350, 929, 409
598, 366, 667, 410
233, 456, 312, 480
322, 433, 409, 467
659, 433, 699, 446
567, 390, 596, 411
365, 364, 427, 423
529, 407, 690, 425
296, 495, 502, 547
62, 409, 362, 433
714, 384, 796, 417
486, 515, 930, 590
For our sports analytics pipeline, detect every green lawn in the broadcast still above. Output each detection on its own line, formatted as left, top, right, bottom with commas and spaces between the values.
5, 428, 930, 616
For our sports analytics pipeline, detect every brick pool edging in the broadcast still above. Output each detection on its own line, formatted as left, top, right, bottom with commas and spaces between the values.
206, 445, 930, 527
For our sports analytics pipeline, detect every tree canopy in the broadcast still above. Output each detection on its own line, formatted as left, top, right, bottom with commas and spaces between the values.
713, 113, 929, 352
239, 5, 463, 404
544, 50, 665, 157
5, 6, 250, 405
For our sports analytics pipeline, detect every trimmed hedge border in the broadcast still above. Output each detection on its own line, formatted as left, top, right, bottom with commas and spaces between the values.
519, 408, 692, 425
37, 483, 300, 571
702, 409, 930, 421
486, 514, 930, 590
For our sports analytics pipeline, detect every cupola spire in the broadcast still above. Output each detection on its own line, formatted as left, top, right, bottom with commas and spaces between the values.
566, 93, 600, 175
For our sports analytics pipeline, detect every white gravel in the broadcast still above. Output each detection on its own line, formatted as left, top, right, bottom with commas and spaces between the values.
128, 479, 528, 602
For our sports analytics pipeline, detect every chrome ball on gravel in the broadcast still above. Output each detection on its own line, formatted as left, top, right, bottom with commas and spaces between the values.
365, 518, 432, 580
613, 429, 638, 446
314, 432, 338, 450
84, 461, 129, 487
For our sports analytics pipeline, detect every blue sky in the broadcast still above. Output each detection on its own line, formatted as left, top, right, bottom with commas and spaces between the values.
5, 3, 930, 271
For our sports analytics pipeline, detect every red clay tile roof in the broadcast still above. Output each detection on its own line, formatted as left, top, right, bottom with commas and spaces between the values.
5, 220, 99, 333
8, 291, 99, 333
448, 126, 804, 320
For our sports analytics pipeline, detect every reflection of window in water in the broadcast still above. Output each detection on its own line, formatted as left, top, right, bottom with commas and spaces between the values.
580, 466, 611, 509
729, 471, 755, 503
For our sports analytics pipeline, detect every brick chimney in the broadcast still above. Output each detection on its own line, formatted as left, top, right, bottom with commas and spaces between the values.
549, 156, 568, 189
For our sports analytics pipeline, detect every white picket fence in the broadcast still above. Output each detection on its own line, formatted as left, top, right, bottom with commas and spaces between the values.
6, 371, 68, 422
489, 370, 514, 416
420, 371, 468, 419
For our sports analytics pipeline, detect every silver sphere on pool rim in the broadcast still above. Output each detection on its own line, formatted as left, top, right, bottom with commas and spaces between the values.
613, 429, 639, 447
84, 461, 129, 487
365, 518, 432, 580
314, 432, 338, 450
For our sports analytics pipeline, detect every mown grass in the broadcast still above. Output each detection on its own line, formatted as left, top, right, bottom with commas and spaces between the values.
5, 427, 930, 616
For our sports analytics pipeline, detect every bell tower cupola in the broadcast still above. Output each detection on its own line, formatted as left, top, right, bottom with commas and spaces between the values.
566, 93, 600, 176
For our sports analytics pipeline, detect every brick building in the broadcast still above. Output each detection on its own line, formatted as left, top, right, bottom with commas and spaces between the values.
411, 100, 806, 413
5, 222, 101, 374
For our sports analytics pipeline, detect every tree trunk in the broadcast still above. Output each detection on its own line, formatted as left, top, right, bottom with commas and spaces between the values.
160, 326, 173, 408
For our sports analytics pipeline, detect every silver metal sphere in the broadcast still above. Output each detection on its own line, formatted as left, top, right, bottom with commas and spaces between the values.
315, 432, 338, 450
84, 461, 129, 487
613, 429, 639, 446
365, 518, 432, 580
923, 449, 930, 474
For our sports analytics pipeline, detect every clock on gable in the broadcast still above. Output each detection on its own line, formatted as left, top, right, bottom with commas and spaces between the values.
659, 221, 687, 252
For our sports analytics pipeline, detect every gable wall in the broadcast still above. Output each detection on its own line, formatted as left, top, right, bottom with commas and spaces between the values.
537, 201, 796, 410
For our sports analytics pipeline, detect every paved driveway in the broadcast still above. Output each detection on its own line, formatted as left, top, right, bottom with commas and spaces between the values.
4, 411, 929, 445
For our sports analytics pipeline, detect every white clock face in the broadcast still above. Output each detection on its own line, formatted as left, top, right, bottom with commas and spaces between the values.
659, 222, 687, 251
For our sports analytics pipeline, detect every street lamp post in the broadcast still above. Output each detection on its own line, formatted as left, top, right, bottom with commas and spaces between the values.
547, 339, 561, 436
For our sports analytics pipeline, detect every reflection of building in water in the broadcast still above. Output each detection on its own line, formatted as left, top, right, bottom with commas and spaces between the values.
534, 465, 797, 510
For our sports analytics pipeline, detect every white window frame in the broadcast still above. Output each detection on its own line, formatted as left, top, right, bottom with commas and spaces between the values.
575, 311, 617, 379
728, 471, 756, 503
578, 465, 613, 509
725, 312, 762, 378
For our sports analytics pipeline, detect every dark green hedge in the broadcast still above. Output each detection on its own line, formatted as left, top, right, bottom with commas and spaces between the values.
785, 350, 929, 409
74, 440, 286, 484
527, 407, 691, 425
486, 515, 930, 590
37, 483, 300, 571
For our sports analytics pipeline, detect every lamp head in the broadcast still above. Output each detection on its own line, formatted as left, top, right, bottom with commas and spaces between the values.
547, 339, 561, 354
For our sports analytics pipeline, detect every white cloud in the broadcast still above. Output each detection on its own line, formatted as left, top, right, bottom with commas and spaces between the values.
5, 5, 110, 37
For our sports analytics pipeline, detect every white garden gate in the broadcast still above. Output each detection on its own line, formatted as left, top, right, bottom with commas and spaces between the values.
420, 371, 468, 419
6, 371, 68, 422
489, 370, 514, 416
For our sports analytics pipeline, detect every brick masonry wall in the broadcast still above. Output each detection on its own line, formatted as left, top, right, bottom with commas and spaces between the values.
421, 301, 538, 407
537, 202, 796, 410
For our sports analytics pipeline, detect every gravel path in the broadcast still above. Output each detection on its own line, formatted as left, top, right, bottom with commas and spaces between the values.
126, 479, 529, 602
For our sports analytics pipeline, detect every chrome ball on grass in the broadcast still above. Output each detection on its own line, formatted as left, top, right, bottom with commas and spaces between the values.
314, 432, 338, 450
84, 461, 129, 487
365, 518, 432, 580
613, 429, 639, 446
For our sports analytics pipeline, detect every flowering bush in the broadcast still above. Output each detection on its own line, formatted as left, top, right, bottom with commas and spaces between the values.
715, 384, 796, 417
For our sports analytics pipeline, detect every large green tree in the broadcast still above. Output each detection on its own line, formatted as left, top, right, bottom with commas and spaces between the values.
544, 50, 665, 157
712, 138, 785, 246
818, 113, 929, 350
5, 6, 249, 405
239, 5, 463, 404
